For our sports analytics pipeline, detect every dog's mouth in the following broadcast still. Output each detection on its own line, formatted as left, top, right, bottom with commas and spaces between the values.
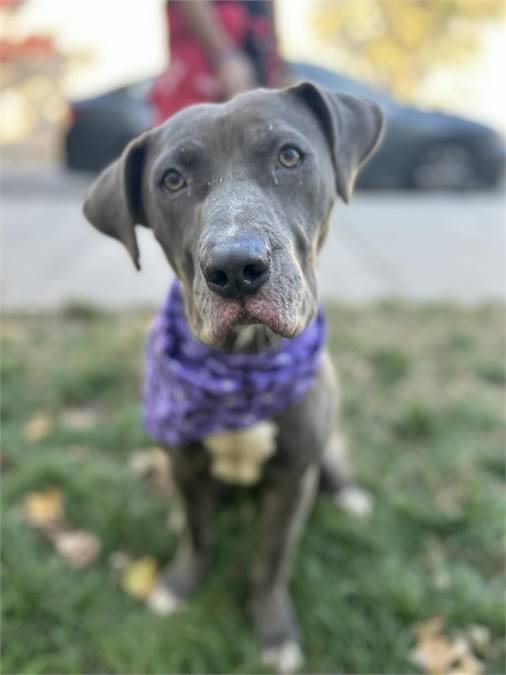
191, 256, 315, 347
239, 299, 291, 333
207, 294, 300, 345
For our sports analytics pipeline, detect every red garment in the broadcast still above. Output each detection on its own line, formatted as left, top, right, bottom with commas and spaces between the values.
150, 1, 282, 124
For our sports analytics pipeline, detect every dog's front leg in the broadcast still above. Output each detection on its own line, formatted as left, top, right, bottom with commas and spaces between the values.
250, 464, 318, 673
148, 448, 218, 614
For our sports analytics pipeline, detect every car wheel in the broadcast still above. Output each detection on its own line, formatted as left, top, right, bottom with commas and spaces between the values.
411, 142, 480, 191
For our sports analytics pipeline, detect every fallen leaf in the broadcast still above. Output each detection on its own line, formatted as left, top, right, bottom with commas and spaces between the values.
24, 488, 101, 568
121, 557, 159, 599
24, 413, 53, 442
449, 651, 485, 675
52, 529, 101, 568
411, 617, 484, 675
129, 449, 157, 474
411, 634, 462, 674
61, 408, 98, 431
414, 615, 447, 641
24, 487, 64, 529
129, 448, 173, 494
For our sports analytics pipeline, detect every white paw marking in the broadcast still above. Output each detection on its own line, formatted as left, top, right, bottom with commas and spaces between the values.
262, 641, 303, 674
146, 585, 184, 615
335, 486, 374, 517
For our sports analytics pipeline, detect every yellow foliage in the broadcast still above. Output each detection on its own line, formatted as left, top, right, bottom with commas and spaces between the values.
311, 0, 504, 98
24, 487, 64, 528
121, 557, 159, 599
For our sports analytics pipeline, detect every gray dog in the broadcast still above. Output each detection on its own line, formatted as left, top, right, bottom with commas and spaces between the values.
83, 82, 384, 672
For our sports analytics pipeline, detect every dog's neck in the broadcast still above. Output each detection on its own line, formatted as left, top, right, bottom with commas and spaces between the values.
222, 325, 283, 354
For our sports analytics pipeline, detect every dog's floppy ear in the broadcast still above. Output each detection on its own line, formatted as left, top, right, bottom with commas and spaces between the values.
83, 132, 150, 270
290, 81, 385, 203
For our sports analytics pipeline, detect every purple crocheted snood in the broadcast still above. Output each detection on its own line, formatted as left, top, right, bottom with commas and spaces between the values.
143, 281, 326, 447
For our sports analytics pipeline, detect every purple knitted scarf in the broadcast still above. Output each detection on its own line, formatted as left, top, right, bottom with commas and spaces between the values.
143, 281, 325, 447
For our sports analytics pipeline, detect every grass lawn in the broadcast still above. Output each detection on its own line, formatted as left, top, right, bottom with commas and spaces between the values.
1, 302, 504, 674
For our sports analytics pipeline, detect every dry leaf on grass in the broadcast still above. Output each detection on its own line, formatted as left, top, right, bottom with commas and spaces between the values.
23, 487, 101, 569
129, 448, 173, 495
23, 413, 53, 442
52, 529, 101, 568
61, 407, 99, 431
410, 616, 484, 675
411, 635, 466, 674
24, 487, 64, 529
121, 557, 159, 599
129, 449, 157, 474
414, 615, 446, 641
449, 652, 486, 675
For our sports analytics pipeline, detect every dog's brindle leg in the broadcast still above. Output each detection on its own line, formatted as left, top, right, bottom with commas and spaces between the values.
250, 464, 319, 672
148, 449, 218, 614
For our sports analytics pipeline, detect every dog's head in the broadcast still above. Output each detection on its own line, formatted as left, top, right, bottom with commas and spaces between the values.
83, 83, 384, 346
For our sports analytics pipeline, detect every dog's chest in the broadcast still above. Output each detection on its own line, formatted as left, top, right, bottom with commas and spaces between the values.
203, 421, 277, 485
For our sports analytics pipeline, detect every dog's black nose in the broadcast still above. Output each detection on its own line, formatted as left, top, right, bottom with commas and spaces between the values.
201, 236, 271, 299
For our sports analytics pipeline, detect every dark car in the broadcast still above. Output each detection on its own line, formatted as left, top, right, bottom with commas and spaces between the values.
64, 62, 505, 190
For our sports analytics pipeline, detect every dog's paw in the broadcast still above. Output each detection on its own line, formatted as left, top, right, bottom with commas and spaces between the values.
146, 584, 184, 615
262, 641, 303, 674
334, 485, 373, 517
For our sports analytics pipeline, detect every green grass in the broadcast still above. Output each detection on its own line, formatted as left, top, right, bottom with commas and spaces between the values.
1, 303, 504, 674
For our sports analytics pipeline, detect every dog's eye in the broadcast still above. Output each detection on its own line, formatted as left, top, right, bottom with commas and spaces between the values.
162, 169, 186, 192
278, 145, 302, 169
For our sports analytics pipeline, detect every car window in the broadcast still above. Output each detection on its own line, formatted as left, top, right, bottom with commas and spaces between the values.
127, 80, 155, 100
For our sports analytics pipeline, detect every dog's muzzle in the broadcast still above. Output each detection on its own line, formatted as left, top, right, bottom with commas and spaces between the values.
200, 234, 271, 300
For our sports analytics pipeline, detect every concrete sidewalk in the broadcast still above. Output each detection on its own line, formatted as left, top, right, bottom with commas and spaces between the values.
1, 167, 504, 310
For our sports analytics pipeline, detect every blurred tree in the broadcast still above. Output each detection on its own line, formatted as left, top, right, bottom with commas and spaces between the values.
311, 0, 504, 98
0, 0, 89, 163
